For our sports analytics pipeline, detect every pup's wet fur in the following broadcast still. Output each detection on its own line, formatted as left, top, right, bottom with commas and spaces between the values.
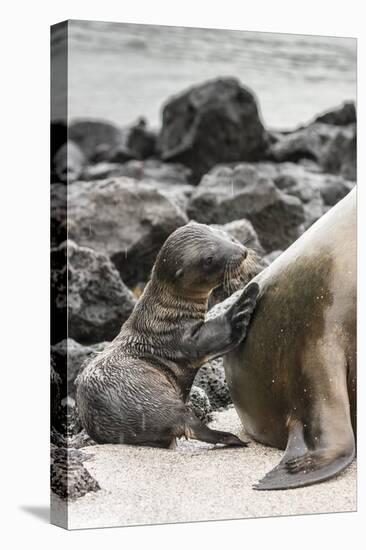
77, 222, 259, 448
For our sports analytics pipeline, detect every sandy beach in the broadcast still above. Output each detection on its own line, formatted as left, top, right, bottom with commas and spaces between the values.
54, 408, 357, 530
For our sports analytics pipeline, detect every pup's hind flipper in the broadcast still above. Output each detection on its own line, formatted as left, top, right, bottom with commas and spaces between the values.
184, 413, 248, 448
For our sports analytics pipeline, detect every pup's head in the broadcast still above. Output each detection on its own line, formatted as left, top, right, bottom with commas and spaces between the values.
152, 222, 258, 299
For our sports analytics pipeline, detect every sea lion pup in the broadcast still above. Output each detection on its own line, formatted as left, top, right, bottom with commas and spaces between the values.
77, 222, 259, 448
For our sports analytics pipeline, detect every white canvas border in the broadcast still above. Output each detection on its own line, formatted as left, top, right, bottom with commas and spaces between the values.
1, 0, 364, 547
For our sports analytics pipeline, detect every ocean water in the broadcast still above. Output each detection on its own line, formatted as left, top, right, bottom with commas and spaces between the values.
52, 20, 356, 130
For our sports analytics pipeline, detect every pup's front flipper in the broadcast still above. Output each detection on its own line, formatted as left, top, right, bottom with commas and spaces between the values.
180, 282, 260, 362
226, 281, 260, 345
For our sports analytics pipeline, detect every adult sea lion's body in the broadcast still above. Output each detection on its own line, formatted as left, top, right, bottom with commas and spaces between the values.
77, 222, 259, 449
225, 188, 356, 489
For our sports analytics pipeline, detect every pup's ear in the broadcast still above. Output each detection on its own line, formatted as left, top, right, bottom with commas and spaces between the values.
175, 268, 184, 279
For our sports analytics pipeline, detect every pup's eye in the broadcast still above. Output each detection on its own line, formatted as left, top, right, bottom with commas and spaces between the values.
205, 256, 213, 265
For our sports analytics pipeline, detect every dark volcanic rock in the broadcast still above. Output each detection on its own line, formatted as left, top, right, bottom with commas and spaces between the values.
106, 145, 136, 163
67, 178, 188, 286
269, 122, 339, 163
188, 164, 275, 225
149, 182, 194, 215
318, 176, 354, 206
51, 390, 82, 439
319, 125, 356, 181
51, 428, 96, 449
53, 140, 86, 183
269, 120, 357, 182
314, 101, 356, 126
189, 161, 354, 246
79, 161, 194, 214
51, 184, 67, 247
51, 339, 108, 397
272, 171, 324, 230
51, 360, 62, 429
188, 164, 305, 252
51, 120, 67, 160
51, 446, 100, 500
127, 118, 157, 159
123, 159, 192, 185
51, 240, 136, 344
194, 359, 232, 410
158, 78, 269, 182
69, 430, 97, 449
270, 162, 354, 223
69, 119, 125, 160
61, 396, 82, 438
188, 386, 212, 424
80, 162, 131, 181
81, 159, 192, 185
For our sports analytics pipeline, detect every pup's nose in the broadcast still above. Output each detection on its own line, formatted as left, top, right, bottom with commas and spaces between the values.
242, 248, 248, 259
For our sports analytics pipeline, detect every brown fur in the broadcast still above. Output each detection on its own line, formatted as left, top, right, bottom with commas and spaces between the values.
77, 222, 259, 448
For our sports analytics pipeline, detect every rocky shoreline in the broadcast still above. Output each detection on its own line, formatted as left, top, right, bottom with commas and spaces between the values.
50, 77, 356, 501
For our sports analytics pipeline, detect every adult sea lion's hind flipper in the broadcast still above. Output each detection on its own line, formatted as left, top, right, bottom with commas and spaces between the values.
253, 420, 355, 491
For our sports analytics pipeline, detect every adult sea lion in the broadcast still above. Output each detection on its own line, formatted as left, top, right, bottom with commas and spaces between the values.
77, 222, 259, 448
224, 188, 356, 489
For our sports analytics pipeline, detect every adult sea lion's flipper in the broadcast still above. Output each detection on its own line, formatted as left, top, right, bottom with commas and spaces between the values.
254, 418, 355, 490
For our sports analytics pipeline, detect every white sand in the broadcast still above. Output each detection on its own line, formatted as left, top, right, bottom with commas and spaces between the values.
60, 407, 356, 530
